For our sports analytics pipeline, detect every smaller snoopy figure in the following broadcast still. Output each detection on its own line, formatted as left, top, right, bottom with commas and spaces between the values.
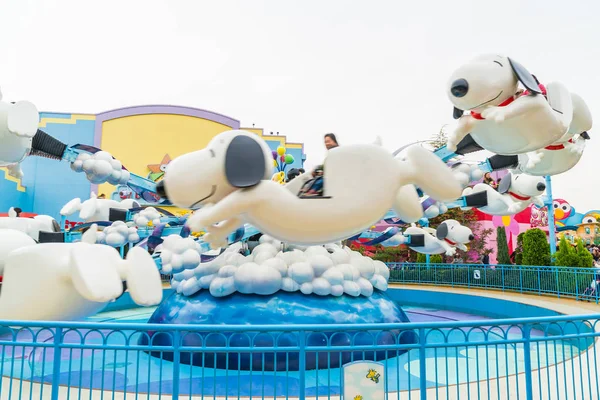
461, 171, 546, 216
401, 219, 474, 257
0, 87, 40, 179
61, 192, 140, 223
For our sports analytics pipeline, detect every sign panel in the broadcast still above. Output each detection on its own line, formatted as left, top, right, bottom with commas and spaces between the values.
343, 361, 385, 400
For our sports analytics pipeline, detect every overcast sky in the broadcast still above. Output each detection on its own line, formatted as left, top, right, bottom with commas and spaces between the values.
1, 0, 599, 211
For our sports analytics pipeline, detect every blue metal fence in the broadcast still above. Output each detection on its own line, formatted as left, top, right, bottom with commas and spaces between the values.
388, 263, 600, 303
0, 314, 597, 399
0, 262, 599, 398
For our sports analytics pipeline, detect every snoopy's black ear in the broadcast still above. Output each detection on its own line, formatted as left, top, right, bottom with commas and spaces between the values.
581, 131, 591, 140
52, 219, 61, 232
453, 107, 464, 119
436, 223, 448, 240
508, 58, 542, 95
225, 135, 266, 188
497, 172, 512, 194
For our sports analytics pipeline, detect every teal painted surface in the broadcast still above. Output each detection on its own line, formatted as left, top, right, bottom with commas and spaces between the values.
0, 170, 33, 212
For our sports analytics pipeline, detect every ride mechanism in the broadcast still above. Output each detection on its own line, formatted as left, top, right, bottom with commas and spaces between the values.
32, 128, 550, 255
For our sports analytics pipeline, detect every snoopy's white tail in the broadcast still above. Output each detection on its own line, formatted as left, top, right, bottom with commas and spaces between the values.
60, 198, 82, 216
399, 146, 462, 202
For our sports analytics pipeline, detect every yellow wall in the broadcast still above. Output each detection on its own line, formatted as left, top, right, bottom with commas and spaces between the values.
98, 114, 232, 196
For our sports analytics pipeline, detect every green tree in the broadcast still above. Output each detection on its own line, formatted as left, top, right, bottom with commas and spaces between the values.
555, 235, 579, 267
522, 228, 551, 266
576, 239, 594, 268
430, 254, 444, 264
416, 253, 426, 263
514, 232, 525, 265
496, 226, 511, 264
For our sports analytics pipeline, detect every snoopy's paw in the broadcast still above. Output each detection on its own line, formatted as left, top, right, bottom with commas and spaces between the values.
446, 138, 458, 152
187, 211, 210, 232
507, 204, 521, 214
481, 107, 506, 123
6, 165, 23, 179
6, 101, 39, 138
525, 151, 544, 169
567, 143, 583, 155
445, 248, 457, 256
203, 233, 228, 249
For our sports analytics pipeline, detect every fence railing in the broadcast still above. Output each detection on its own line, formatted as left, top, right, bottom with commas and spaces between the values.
0, 314, 598, 399
388, 263, 600, 303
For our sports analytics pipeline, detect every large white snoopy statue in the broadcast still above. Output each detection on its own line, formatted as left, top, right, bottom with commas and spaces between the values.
0, 225, 162, 321
158, 130, 462, 247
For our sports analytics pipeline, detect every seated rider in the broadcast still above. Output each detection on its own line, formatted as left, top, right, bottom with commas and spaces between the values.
298, 165, 324, 197
297, 133, 339, 197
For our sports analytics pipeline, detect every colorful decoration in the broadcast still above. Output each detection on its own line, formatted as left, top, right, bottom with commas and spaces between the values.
271, 171, 285, 185
272, 146, 295, 173
147, 154, 171, 182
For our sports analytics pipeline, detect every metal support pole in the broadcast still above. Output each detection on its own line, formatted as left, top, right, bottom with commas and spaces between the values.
420, 218, 431, 265
545, 175, 557, 256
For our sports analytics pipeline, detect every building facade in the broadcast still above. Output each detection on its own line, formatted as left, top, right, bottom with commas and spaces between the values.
0, 105, 305, 220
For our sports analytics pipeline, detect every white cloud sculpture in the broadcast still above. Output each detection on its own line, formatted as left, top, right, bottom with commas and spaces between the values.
133, 207, 162, 227
161, 234, 390, 298
96, 221, 140, 247
71, 151, 131, 185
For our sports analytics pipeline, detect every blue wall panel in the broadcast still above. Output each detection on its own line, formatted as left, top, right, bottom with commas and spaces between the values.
19, 115, 95, 220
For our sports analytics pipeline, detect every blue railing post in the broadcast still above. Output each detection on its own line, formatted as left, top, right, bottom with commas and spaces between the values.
519, 268, 524, 294
418, 327, 427, 400
172, 330, 181, 399
545, 175, 557, 257
523, 324, 534, 400
299, 331, 306, 400
51, 327, 63, 400
556, 268, 560, 298
421, 219, 431, 267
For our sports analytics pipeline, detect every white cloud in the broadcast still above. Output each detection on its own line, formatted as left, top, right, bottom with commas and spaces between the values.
166, 234, 390, 298
133, 207, 162, 227
70, 151, 130, 185
159, 235, 201, 274
96, 221, 140, 247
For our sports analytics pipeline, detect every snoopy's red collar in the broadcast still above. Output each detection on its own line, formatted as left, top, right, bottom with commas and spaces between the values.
471, 84, 547, 120
544, 139, 574, 150
508, 192, 530, 201
444, 238, 457, 246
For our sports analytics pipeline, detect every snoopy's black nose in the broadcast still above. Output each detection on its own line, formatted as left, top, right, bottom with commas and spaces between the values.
451, 79, 469, 98
156, 181, 168, 200
468, 234, 474, 241
537, 182, 546, 191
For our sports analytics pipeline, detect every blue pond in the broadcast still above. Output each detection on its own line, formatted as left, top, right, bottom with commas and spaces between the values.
141, 290, 418, 370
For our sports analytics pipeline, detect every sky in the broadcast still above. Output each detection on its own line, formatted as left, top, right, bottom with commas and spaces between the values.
1, 0, 599, 211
